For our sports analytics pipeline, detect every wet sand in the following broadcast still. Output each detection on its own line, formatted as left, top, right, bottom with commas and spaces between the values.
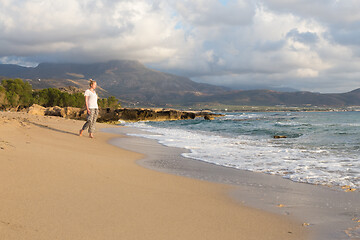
0, 112, 308, 240
105, 125, 360, 240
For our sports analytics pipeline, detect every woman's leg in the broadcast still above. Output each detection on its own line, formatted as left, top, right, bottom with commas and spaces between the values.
82, 118, 90, 131
80, 110, 93, 136
88, 109, 99, 136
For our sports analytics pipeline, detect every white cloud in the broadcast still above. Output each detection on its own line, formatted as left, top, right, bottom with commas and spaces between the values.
0, 0, 190, 62
0, 0, 359, 92
175, 0, 254, 27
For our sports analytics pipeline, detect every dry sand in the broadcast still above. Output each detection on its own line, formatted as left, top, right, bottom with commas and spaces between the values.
0, 112, 309, 240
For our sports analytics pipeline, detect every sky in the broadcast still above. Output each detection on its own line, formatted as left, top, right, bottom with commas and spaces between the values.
0, 0, 359, 93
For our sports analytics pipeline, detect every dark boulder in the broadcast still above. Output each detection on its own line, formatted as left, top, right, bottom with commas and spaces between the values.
274, 135, 287, 139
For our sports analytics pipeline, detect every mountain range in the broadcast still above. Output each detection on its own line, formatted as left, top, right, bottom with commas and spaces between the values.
0, 60, 359, 108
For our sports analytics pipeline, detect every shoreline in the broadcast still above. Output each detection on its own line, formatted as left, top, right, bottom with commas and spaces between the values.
0, 112, 308, 240
104, 125, 360, 240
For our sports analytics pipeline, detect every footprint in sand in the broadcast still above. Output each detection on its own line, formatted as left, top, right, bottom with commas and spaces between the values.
0, 140, 15, 150
0, 219, 38, 232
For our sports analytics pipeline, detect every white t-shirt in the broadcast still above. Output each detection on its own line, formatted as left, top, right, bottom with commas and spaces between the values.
84, 89, 98, 109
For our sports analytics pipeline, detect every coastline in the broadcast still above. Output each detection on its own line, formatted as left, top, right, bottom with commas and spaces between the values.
0, 112, 308, 240
104, 125, 360, 240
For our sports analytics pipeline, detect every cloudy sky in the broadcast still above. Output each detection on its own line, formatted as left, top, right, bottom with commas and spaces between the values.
0, 0, 359, 92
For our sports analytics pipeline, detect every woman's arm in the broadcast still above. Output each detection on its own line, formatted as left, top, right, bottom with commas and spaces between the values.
85, 96, 90, 114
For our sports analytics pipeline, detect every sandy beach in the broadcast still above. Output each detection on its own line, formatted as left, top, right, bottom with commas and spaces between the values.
0, 112, 308, 240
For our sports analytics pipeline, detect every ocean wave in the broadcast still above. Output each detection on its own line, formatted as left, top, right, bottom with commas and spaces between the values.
274, 121, 312, 127
125, 120, 360, 188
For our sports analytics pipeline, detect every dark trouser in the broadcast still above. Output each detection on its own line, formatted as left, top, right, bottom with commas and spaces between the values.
82, 109, 99, 133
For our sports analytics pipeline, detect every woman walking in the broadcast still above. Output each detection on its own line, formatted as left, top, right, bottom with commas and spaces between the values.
79, 79, 99, 138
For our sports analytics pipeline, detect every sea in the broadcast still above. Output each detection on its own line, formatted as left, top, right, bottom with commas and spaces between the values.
123, 111, 360, 189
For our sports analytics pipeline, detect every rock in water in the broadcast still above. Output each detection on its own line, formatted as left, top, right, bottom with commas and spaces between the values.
204, 115, 215, 120
274, 135, 287, 139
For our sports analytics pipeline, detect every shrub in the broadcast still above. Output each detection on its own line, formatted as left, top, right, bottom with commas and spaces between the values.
98, 96, 121, 109
0, 78, 119, 110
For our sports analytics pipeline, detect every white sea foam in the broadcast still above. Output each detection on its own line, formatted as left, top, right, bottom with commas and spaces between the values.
125, 121, 360, 188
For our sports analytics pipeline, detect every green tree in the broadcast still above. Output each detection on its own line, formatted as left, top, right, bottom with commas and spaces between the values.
0, 85, 8, 109
32, 88, 59, 107
1, 78, 33, 109
98, 96, 121, 109
0, 78, 118, 110
72, 92, 86, 108
32, 88, 86, 108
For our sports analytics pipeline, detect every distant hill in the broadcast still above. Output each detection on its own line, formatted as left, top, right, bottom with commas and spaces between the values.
0, 60, 225, 106
0, 60, 359, 107
193, 89, 360, 107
